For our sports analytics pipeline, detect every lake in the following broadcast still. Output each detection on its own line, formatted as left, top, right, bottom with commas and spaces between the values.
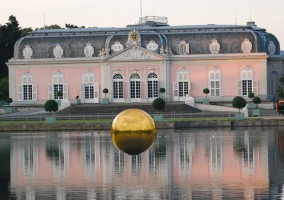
0, 127, 284, 199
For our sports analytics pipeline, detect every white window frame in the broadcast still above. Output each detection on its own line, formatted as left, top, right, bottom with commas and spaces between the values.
48, 72, 68, 99
130, 73, 141, 101
237, 67, 258, 96
82, 72, 99, 103
147, 73, 158, 100
209, 69, 221, 97
18, 73, 37, 101
173, 70, 190, 101
113, 74, 124, 102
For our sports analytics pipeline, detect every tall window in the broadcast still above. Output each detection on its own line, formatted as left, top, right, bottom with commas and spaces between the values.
178, 70, 189, 97
49, 72, 68, 100
239, 68, 253, 96
18, 73, 37, 101
147, 73, 158, 98
113, 74, 123, 99
209, 70, 221, 97
173, 70, 190, 101
130, 73, 141, 99
83, 72, 95, 99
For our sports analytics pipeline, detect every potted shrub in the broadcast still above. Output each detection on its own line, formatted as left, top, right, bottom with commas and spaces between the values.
102, 88, 109, 104
44, 99, 58, 123
159, 87, 166, 100
76, 95, 81, 105
5, 97, 13, 113
202, 88, 210, 104
247, 92, 255, 109
232, 96, 247, 120
252, 96, 261, 117
152, 97, 166, 121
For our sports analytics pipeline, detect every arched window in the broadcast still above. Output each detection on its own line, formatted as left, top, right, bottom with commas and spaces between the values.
48, 72, 68, 99
178, 40, 189, 55
18, 73, 37, 101
209, 68, 221, 97
147, 73, 158, 98
130, 73, 141, 99
113, 74, 123, 99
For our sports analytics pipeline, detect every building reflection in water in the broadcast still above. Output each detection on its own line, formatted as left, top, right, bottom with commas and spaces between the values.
9, 129, 277, 199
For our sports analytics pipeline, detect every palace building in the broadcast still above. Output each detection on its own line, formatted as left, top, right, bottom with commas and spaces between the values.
7, 16, 284, 105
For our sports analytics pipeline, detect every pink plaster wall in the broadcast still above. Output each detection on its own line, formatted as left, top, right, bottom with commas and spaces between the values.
171, 61, 264, 97
16, 66, 102, 101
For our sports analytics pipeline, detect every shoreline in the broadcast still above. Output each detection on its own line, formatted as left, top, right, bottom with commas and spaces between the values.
0, 118, 284, 131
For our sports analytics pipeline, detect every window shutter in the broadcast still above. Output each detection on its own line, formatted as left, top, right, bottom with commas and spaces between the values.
48, 84, 53, 99
188, 81, 191, 96
63, 84, 68, 99
253, 80, 258, 95
32, 84, 37, 100
81, 84, 85, 100
94, 83, 99, 98
237, 80, 242, 96
18, 85, 23, 101
173, 82, 178, 97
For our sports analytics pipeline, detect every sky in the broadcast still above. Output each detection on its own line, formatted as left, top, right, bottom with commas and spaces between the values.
1, 0, 284, 49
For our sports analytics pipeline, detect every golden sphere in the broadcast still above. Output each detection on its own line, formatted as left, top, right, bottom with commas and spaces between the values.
111, 109, 157, 155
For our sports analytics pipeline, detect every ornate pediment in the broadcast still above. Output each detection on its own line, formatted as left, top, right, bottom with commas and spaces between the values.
106, 46, 165, 61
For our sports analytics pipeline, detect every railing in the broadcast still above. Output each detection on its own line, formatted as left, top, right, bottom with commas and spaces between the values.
0, 111, 239, 122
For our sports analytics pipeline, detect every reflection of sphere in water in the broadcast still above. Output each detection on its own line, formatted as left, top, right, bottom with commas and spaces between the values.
111, 109, 157, 155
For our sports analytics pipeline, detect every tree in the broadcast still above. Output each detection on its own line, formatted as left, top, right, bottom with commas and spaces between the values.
0, 16, 22, 78
152, 97, 166, 111
0, 77, 9, 100
232, 96, 247, 113
44, 100, 58, 114
253, 96, 261, 108
103, 88, 108, 99
21, 27, 33, 37
203, 88, 210, 98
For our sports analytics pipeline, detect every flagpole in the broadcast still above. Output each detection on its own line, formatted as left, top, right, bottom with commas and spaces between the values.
140, 0, 142, 24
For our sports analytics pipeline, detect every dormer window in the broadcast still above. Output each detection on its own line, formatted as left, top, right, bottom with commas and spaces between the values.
178, 40, 189, 55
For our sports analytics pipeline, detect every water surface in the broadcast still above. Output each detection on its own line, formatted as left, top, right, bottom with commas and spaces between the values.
1, 128, 284, 199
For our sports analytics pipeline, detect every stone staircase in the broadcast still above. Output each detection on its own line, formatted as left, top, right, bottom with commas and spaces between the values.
57, 102, 201, 115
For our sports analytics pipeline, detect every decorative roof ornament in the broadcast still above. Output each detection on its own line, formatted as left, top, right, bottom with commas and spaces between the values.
268, 41, 276, 55
53, 44, 64, 58
241, 38, 252, 53
111, 41, 124, 52
23, 45, 33, 59
84, 43, 94, 57
126, 30, 141, 47
146, 40, 159, 51
209, 39, 220, 54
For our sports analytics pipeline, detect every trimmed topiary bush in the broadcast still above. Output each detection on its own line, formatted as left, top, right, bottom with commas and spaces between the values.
44, 99, 58, 114
7, 97, 13, 104
203, 88, 210, 98
152, 97, 166, 111
103, 88, 108, 98
232, 96, 247, 113
248, 92, 254, 100
253, 96, 261, 108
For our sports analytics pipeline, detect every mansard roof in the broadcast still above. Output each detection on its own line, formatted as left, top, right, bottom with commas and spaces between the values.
13, 21, 280, 60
